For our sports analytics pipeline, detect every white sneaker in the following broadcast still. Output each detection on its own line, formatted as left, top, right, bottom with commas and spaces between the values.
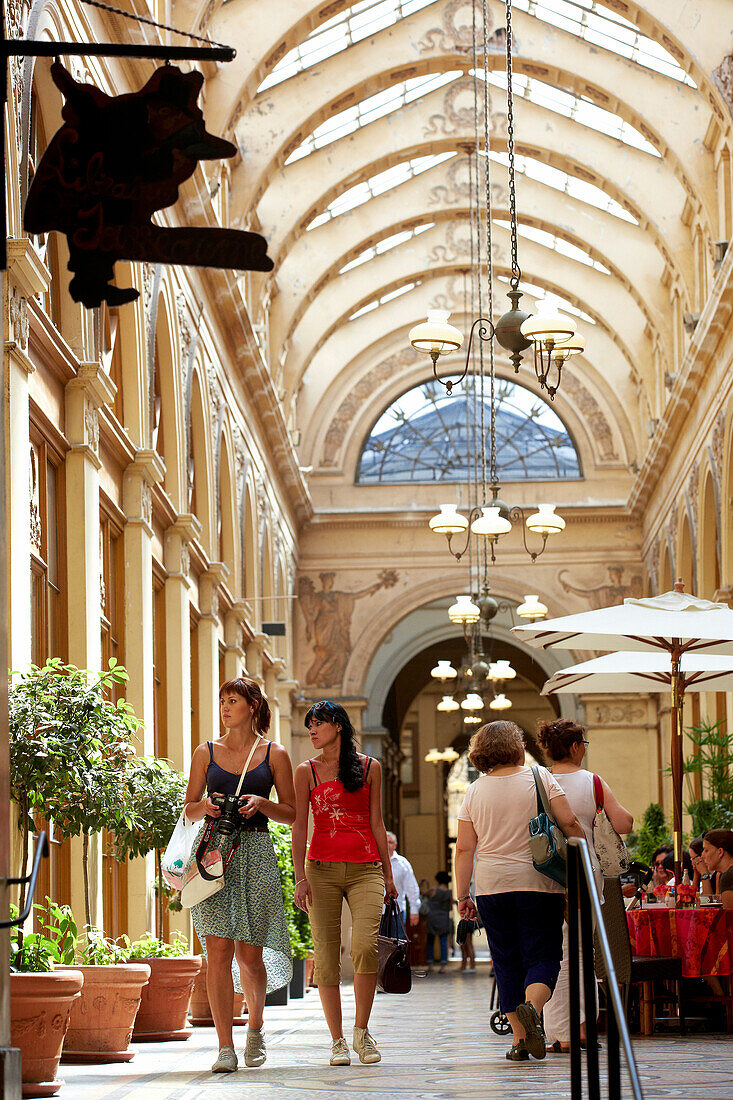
353, 1026, 381, 1064
330, 1037, 351, 1065
244, 1027, 267, 1067
211, 1046, 238, 1073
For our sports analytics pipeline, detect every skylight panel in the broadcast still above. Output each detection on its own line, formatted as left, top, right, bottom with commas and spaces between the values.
483, 70, 660, 157
307, 153, 454, 230
487, 150, 638, 225
349, 281, 418, 320
500, 275, 595, 324
339, 223, 434, 273
258, 0, 437, 93
495, 219, 610, 272
286, 72, 460, 164
514, 0, 696, 87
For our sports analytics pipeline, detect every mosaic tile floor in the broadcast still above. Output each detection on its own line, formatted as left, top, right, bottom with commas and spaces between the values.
58, 962, 733, 1099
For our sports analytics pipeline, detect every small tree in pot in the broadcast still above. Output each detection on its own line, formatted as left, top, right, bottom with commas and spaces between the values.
9, 658, 142, 926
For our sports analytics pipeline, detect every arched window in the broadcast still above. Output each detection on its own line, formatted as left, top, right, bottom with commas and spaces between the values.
357, 378, 582, 484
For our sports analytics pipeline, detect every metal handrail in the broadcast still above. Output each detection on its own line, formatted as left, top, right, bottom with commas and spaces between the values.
0, 831, 49, 928
567, 837, 644, 1100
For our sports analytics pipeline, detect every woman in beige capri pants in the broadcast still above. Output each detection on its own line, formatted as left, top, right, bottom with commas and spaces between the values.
292, 701, 396, 1067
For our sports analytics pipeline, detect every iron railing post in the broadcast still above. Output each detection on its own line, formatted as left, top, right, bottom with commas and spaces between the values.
568, 844, 583, 1098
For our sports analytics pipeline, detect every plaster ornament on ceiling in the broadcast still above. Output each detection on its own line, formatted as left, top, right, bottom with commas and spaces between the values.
558, 565, 643, 610
417, 0, 506, 56
428, 157, 508, 208
560, 372, 618, 462
320, 347, 421, 466
428, 221, 505, 266
24, 63, 274, 309
422, 75, 508, 139
298, 569, 399, 687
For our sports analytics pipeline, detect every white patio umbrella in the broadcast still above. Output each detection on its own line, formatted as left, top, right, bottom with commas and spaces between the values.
513, 582, 733, 878
541, 652, 733, 696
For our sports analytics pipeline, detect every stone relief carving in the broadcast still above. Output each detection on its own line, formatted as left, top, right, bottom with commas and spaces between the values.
298, 569, 399, 687
558, 565, 642, 609
84, 400, 100, 455
649, 537, 660, 594
141, 483, 153, 527
176, 290, 191, 367
668, 500, 679, 544
9, 288, 29, 348
711, 408, 726, 482
181, 543, 190, 578
29, 443, 42, 554
320, 347, 421, 466
428, 157, 508, 209
586, 702, 647, 726
427, 220, 505, 266
687, 461, 699, 540
713, 55, 733, 115
560, 371, 618, 462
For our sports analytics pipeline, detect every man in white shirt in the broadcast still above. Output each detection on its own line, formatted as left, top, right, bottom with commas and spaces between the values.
387, 832, 420, 926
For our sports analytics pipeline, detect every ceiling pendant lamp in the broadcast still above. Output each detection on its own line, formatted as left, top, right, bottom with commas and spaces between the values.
489, 693, 512, 710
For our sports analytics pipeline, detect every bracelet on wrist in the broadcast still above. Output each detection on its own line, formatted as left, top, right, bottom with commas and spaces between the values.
295, 877, 307, 887
458, 895, 471, 902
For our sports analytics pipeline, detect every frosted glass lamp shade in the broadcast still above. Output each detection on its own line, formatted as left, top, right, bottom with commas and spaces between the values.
409, 310, 464, 358
520, 299, 577, 346
461, 692, 485, 711
442, 747, 460, 763
429, 504, 469, 535
464, 714, 481, 725
431, 659, 458, 681
425, 747, 442, 762
517, 594, 548, 621
489, 660, 516, 682
489, 693, 512, 710
553, 331, 586, 358
526, 505, 565, 536
448, 595, 481, 624
436, 695, 460, 713
471, 506, 512, 538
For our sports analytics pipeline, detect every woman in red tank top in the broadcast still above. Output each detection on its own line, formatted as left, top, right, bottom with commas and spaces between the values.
293, 700, 396, 1068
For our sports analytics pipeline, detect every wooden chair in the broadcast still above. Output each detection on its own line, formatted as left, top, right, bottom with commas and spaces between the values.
596, 877, 686, 1036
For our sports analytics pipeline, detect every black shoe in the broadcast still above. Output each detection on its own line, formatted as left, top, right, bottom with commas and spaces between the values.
506, 1039, 529, 1061
516, 1002, 547, 1060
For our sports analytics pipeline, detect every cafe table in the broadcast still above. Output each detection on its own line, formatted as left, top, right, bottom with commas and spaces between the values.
627, 905, 733, 1031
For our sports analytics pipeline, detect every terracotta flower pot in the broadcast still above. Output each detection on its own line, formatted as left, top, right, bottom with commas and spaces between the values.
58, 963, 150, 1064
11, 969, 84, 1098
130, 955, 202, 1041
189, 956, 247, 1026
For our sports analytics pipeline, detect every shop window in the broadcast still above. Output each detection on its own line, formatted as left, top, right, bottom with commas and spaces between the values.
190, 608, 200, 757
100, 506, 124, 694
29, 435, 65, 665
152, 564, 167, 759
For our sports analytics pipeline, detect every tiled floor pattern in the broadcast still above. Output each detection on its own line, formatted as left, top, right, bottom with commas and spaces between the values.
59, 963, 733, 1099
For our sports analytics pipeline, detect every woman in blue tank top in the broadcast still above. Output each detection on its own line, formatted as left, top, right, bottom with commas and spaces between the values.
184, 676, 296, 1073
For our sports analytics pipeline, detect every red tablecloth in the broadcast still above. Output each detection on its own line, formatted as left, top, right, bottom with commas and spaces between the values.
627, 907, 733, 977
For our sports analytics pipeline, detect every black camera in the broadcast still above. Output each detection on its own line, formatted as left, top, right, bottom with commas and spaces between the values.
210, 794, 242, 835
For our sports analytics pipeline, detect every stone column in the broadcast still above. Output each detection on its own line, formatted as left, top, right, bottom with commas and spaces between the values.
223, 599, 249, 682
163, 514, 200, 776
6, 239, 49, 672
64, 362, 116, 930
198, 563, 227, 742
274, 678, 298, 756
122, 449, 164, 938
264, 658, 286, 743
245, 632, 269, 685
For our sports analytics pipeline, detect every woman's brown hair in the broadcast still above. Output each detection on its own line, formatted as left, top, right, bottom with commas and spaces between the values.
704, 828, 733, 857
219, 677, 271, 735
468, 721, 524, 773
537, 717, 586, 762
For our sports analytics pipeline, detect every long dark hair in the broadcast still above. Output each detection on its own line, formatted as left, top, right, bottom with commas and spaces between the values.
304, 700, 363, 792
219, 677, 271, 735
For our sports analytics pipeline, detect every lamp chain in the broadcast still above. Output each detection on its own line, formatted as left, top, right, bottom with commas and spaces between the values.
504, 0, 521, 290
483, 0, 497, 494
472, 0, 487, 511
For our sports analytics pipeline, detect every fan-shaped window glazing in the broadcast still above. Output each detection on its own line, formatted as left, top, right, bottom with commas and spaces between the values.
358, 378, 582, 484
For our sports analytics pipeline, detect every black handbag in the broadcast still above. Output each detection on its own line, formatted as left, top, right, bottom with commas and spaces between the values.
377, 899, 412, 994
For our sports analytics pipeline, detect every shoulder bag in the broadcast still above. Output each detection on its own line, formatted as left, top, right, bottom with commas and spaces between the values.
377, 898, 412, 994
180, 735, 263, 908
528, 765, 567, 887
591, 774, 629, 876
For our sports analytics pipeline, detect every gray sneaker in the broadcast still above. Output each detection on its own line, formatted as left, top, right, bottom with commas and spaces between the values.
330, 1037, 351, 1065
244, 1027, 267, 1068
353, 1026, 381, 1064
211, 1046, 238, 1073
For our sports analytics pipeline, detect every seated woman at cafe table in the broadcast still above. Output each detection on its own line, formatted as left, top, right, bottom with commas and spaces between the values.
689, 837, 715, 897
702, 830, 733, 909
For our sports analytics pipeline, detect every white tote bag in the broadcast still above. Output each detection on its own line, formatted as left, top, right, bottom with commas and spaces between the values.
591, 774, 629, 876
161, 809, 200, 890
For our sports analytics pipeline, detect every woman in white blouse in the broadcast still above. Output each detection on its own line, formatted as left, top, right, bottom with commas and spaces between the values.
538, 718, 633, 1053
456, 721, 584, 1062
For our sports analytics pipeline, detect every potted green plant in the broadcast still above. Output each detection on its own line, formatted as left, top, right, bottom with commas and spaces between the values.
9, 898, 84, 1098
682, 718, 733, 834
271, 823, 313, 1001
59, 928, 150, 1064
125, 933, 202, 1041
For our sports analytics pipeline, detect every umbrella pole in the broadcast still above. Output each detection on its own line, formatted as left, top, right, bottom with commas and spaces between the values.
670, 651, 684, 884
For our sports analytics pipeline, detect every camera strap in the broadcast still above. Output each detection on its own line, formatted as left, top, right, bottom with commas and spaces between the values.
195, 734, 265, 881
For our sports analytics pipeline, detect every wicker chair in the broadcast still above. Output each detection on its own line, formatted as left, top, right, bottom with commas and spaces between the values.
596, 876, 685, 1036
